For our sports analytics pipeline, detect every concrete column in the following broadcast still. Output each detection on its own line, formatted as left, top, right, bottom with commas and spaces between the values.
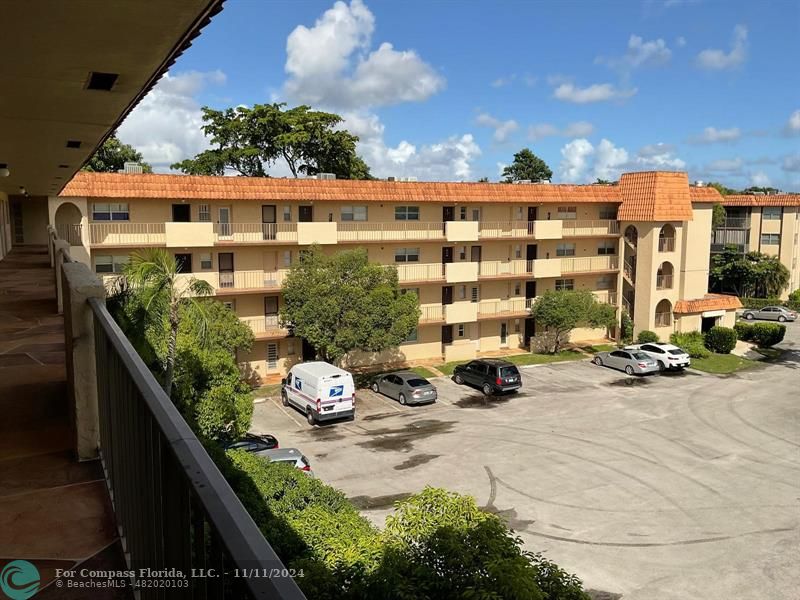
46, 225, 55, 267
61, 262, 104, 461
54, 239, 70, 314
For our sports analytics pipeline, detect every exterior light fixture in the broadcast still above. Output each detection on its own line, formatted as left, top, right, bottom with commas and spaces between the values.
0, 163, 9, 177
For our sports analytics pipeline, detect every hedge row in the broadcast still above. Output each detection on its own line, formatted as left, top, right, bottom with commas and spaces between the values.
741, 292, 800, 312
670, 331, 711, 358
215, 448, 590, 600
704, 326, 738, 354
734, 322, 786, 347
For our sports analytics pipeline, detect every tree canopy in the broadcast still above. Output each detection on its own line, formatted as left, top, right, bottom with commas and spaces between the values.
83, 134, 152, 173
712, 203, 727, 229
502, 148, 553, 183
171, 103, 372, 180
710, 248, 790, 298
279, 246, 420, 363
530, 290, 617, 353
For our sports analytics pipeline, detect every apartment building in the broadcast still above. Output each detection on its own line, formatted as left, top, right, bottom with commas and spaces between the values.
30, 170, 774, 381
711, 194, 800, 295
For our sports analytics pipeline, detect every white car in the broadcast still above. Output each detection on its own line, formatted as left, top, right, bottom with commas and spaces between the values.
625, 343, 690, 371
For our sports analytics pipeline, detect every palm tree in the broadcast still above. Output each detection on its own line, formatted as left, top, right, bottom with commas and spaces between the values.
122, 249, 213, 396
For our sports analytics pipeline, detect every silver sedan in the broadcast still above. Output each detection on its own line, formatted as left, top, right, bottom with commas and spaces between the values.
741, 306, 797, 322
371, 371, 437, 405
593, 349, 659, 375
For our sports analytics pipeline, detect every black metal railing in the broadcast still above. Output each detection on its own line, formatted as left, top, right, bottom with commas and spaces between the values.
89, 297, 306, 600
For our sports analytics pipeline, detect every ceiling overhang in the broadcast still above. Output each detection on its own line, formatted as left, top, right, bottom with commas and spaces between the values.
0, 0, 224, 198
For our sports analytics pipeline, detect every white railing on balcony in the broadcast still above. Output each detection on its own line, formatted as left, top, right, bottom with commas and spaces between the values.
56, 223, 83, 245
419, 305, 445, 322
658, 237, 676, 252
90, 223, 166, 245
395, 262, 445, 282
561, 255, 619, 273
562, 219, 620, 237
217, 269, 288, 290
592, 289, 619, 305
478, 221, 535, 239
214, 223, 298, 243
338, 221, 445, 242
477, 297, 530, 317
656, 274, 673, 290
622, 296, 632, 315
240, 315, 287, 337
478, 259, 530, 277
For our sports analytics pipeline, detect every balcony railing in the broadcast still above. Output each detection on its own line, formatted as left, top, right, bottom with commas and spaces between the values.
622, 296, 633, 315
88, 298, 305, 599
217, 269, 288, 291
478, 259, 530, 277
240, 315, 288, 337
655, 312, 671, 327
338, 221, 445, 242
90, 222, 166, 245
560, 255, 619, 273
592, 289, 618, 305
477, 298, 530, 317
561, 219, 620, 237
395, 262, 445, 282
214, 223, 299, 243
478, 221, 535, 239
656, 274, 673, 290
623, 258, 636, 283
419, 305, 445, 322
717, 217, 750, 229
658, 237, 675, 252
56, 223, 83, 245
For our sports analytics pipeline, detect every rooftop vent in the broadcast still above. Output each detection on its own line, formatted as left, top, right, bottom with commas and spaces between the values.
512, 179, 532, 184
121, 162, 144, 174
316, 172, 336, 180
66, 140, 82, 149
86, 71, 119, 91
398, 176, 418, 182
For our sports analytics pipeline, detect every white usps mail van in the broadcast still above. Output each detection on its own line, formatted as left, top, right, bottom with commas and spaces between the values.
281, 361, 355, 426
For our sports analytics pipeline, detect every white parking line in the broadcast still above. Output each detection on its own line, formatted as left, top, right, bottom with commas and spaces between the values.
271, 397, 303, 428
370, 391, 403, 412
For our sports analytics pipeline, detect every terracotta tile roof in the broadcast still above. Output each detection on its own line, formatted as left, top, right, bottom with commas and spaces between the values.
719, 194, 800, 207
674, 293, 743, 314
61, 172, 623, 204
689, 187, 723, 202
617, 171, 695, 222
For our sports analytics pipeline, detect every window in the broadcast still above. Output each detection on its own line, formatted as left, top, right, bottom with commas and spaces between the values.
555, 278, 574, 291
287, 339, 295, 355
200, 253, 212, 269
599, 206, 618, 220
198, 204, 211, 222
513, 244, 522, 259
404, 328, 418, 343
458, 285, 467, 300
222, 301, 235, 311
94, 255, 128, 274
761, 233, 780, 246
401, 287, 420, 298
514, 282, 521, 295
395, 206, 420, 221
556, 243, 576, 257
395, 248, 420, 262
457, 324, 465, 337
266, 343, 278, 370
459, 207, 467, 220
597, 240, 616, 255
514, 207, 524, 220
341, 206, 367, 221
471, 208, 481, 221
175, 253, 192, 273
655, 299, 672, 327
283, 251, 292, 267
557, 206, 577, 220
762, 207, 782, 220
514, 319, 521, 333
596, 275, 613, 290
283, 206, 292, 222
471, 286, 480, 303
92, 203, 129, 221
458, 246, 467, 260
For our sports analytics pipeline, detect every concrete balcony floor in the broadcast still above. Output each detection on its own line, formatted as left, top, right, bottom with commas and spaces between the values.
0, 246, 130, 598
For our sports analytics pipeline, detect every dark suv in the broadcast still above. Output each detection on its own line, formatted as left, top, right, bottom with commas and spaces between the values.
452, 359, 522, 395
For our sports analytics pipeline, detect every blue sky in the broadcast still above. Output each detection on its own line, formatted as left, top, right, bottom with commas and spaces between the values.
117, 0, 800, 190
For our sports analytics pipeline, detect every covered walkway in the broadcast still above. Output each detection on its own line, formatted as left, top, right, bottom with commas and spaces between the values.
0, 246, 129, 597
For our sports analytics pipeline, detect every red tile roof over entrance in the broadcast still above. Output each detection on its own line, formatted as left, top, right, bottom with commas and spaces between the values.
674, 294, 743, 314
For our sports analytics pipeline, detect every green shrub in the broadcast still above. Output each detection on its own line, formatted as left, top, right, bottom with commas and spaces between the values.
734, 321, 754, 342
750, 322, 786, 348
741, 297, 783, 310
670, 331, 711, 358
636, 330, 659, 343
704, 326, 737, 354
788, 289, 800, 311
621, 312, 633, 344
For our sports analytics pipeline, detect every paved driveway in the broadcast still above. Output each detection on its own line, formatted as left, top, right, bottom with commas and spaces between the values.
251, 323, 800, 599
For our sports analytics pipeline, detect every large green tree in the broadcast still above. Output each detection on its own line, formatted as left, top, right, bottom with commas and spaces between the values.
83, 133, 153, 173
705, 181, 737, 196
710, 248, 790, 297
280, 246, 420, 364
502, 148, 553, 183
171, 103, 372, 179
530, 290, 617, 353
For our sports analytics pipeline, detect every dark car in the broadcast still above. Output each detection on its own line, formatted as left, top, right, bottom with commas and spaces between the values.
371, 371, 437, 405
223, 433, 279, 455
452, 359, 522, 395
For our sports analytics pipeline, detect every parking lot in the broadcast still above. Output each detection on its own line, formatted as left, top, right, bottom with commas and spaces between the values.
251, 323, 800, 600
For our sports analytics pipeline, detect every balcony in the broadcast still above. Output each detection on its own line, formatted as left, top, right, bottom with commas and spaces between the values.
444, 301, 478, 324
561, 255, 619, 274
240, 315, 289, 339
658, 237, 676, 252
477, 297, 530, 318
446, 261, 480, 283
214, 223, 298, 243
89, 222, 166, 246
711, 228, 748, 253
478, 219, 563, 240
478, 258, 563, 279
592, 289, 619, 305
445, 220, 480, 242
56, 223, 83, 245
656, 274, 673, 290
338, 221, 445, 242
717, 217, 750, 229
165, 222, 214, 247
217, 269, 289, 293
395, 262, 445, 282
562, 219, 620, 237
419, 304, 445, 323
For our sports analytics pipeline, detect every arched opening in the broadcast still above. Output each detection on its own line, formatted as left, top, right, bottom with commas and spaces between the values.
624, 225, 638, 247
655, 299, 672, 327
54, 202, 83, 245
656, 262, 674, 290
659, 224, 675, 252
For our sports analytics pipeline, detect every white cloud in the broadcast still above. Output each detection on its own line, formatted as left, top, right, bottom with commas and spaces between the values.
696, 24, 748, 70
117, 70, 226, 171
676, 36, 687, 47
552, 82, 637, 104
559, 138, 685, 182
784, 109, 800, 136
528, 121, 594, 141
782, 155, 800, 172
344, 111, 480, 180
706, 158, 744, 172
597, 35, 672, 71
283, 0, 444, 110
634, 143, 686, 169
559, 139, 596, 181
491, 75, 515, 88
750, 171, 771, 186
688, 126, 742, 144
475, 113, 519, 143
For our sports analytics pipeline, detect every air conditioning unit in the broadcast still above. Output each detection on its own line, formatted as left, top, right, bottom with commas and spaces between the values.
399, 177, 418, 182
121, 162, 144, 174
513, 179, 532, 184
316, 172, 336, 180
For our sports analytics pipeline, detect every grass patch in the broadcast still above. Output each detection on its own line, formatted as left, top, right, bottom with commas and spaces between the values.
689, 353, 764, 374
436, 350, 586, 375
582, 343, 617, 353
253, 383, 282, 398
409, 365, 437, 378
